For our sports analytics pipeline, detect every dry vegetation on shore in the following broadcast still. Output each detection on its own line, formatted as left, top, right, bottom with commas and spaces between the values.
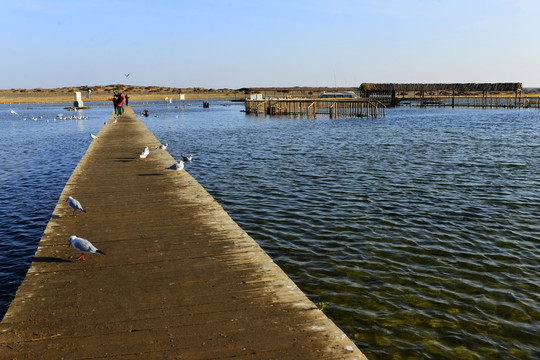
0, 85, 243, 104
2, 85, 538, 104
0, 85, 361, 104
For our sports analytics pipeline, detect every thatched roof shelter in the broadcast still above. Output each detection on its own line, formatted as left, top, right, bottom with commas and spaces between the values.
360, 83, 522, 94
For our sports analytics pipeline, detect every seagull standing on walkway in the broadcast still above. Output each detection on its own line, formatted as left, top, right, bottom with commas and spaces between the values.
140, 146, 150, 160
91, 133, 98, 140
67, 196, 86, 216
168, 160, 184, 172
68, 235, 105, 261
156, 143, 168, 151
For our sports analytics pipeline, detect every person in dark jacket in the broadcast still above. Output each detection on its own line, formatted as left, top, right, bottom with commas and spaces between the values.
117, 93, 125, 115
111, 92, 118, 115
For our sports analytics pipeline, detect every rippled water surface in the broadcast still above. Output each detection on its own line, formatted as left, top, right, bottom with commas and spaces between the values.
1, 101, 539, 359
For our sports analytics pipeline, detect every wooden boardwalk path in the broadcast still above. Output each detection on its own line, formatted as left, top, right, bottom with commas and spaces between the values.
0, 107, 367, 359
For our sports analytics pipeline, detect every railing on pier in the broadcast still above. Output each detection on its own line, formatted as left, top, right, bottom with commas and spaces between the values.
245, 98, 386, 118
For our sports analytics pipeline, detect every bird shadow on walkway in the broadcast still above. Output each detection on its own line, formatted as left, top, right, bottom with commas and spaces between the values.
114, 157, 135, 163
32, 257, 73, 263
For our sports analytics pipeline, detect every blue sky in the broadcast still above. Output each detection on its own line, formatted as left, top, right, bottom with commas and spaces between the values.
2, 0, 540, 89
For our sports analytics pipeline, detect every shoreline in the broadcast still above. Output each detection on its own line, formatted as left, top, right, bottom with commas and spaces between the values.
3, 85, 539, 105
0, 91, 243, 104
0, 85, 360, 104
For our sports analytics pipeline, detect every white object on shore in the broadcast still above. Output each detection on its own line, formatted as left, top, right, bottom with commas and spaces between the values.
91, 133, 98, 140
67, 196, 86, 216
140, 146, 150, 159
74, 91, 84, 108
69, 235, 105, 261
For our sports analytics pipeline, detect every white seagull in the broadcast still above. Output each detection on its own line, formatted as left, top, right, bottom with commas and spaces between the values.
67, 196, 86, 216
182, 154, 193, 162
69, 235, 105, 261
10, 109, 19, 116
156, 143, 168, 151
91, 133, 98, 140
168, 160, 184, 172
140, 146, 150, 160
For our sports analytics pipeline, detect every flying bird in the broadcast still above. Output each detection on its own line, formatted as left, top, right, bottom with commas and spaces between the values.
168, 160, 184, 172
69, 235, 105, 261
67, 196, 86, 216
140, 146, 150, 160
124, 73, 130, 78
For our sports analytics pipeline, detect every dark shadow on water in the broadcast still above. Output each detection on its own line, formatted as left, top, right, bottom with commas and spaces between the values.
32, 256, 73, 263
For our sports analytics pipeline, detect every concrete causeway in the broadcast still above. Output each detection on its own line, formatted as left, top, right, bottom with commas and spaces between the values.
0, 107, 367, 359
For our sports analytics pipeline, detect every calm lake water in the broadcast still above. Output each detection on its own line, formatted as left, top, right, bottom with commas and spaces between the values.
0, 100, 538, 359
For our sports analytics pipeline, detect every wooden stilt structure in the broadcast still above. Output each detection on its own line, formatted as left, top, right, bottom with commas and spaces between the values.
245, 98, 385, 118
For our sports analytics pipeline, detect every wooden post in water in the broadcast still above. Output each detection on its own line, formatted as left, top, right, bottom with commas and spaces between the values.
246, 98, 385, 119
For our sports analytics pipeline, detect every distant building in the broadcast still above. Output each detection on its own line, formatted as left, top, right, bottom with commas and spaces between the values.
359, 83, 523, 107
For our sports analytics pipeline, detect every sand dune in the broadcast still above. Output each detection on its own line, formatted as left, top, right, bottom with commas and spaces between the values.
0, 85, 364, 104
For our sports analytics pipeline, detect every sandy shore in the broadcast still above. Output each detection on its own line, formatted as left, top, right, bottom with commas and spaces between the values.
0, 85, 366, 104
0, 85, 246, 104
4, 85, 537, 104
